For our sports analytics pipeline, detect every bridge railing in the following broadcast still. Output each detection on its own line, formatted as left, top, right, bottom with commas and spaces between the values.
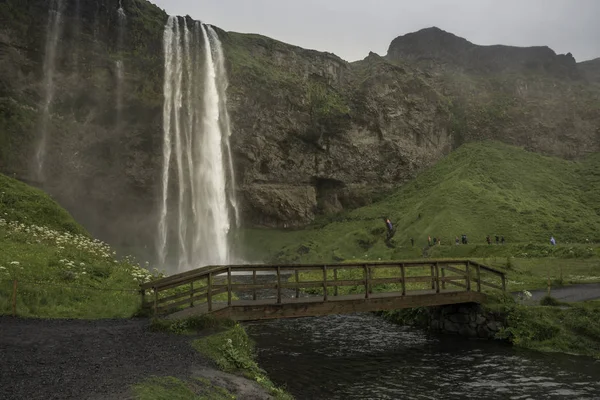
139, 260, 506, 316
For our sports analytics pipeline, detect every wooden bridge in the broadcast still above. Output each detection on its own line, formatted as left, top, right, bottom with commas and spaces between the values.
140, 260, 506, 321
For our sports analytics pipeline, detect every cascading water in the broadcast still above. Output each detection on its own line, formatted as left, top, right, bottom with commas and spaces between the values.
36, 0, 65, 181
158, 17, 237, 272
115, 1, 127, 128
207, 26, 241, 228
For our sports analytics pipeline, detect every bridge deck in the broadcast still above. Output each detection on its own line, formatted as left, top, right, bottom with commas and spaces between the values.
141, 260, 505, 321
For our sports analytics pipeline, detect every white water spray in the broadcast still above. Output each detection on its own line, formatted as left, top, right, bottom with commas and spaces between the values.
115, 1, 127, 128
36, 0, 65, 180
158, 17, 237, 271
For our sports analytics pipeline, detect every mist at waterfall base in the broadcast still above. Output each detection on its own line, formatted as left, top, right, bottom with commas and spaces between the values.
158, 16, 240, 274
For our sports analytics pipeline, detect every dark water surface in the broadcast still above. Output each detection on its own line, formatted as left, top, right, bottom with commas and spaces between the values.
244, 314, 600, 400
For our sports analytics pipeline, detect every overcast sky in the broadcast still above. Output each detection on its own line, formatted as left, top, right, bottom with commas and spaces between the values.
151, 0, 600, 62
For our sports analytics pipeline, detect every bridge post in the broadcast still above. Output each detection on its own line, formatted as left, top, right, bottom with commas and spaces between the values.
364, 264, 370, 299
190, 281, 194, 307
400, 263, 406, 296
227, 267, 232, 306
441, 265, 446, 290
295, 269, 300, 299
253, 270, 257, 300
323, 265, 328, 301
277, 266, 282, 304
430, 264, 435, 290
501, 273, 506, 292
435, 262, 440, 293
207, 273, 212, 312
333, 268, 338, 297
465, 262, 471, 291
476, 264, 481, 292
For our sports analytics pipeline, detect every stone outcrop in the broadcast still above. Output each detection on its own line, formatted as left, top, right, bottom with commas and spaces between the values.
0, 2, 599, 259
426, 303, 505, 339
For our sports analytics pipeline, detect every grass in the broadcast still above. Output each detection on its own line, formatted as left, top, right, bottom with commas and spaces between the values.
0, 173, 156, 318
193, 324, 293, 400
496, 299, 600, 358
241, 141, 600, 265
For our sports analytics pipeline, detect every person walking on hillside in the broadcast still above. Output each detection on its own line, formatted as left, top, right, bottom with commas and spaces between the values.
410, 237, 414, 247
428, 235, 432, 246
501, 236, 505, 245
550, 236, 556, 246
495, 235, 499, 245
486, 235, 491, 245
455, 236, 460, 245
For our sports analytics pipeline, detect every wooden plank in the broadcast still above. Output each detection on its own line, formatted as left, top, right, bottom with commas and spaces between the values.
334, 268, 338, 297
227, 267, 232, 306
218, 291, 488, 321
323, 265, 328, 301
441, 265, 467, 276
157, 286, 207, 305
401, 264, 406, 295
295, 269, 300, 299
446, 280, 467, 289
277, 266, 281, 304
252, 270, 257, 301
466, 261, 471, 291
435, 262, 440, 293
364, 265, 369, 299
368, 277, 403, 285
157, 293, 208, 313
207, 273, 212, 312
404, 276, 438, 283
441, 266, 446, 290
479, 280, 503, 291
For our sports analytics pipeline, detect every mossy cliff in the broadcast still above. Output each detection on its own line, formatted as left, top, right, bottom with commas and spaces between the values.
1, 1, 599, 259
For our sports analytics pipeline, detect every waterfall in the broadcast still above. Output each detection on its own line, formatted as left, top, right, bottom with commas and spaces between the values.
158, 17, 237, 271
36, 0, 65, 181
116, 1, 127, 128
206, 26, 241, 228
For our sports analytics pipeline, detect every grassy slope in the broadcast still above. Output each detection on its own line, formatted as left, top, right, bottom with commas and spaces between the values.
0, 174, 153, 318
243, 141, 600, 263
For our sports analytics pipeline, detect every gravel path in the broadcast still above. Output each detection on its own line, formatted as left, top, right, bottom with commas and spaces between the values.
0, 317, 212, 400
522, 283, 600, 303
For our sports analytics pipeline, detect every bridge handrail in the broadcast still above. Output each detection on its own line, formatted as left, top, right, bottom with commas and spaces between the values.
141, 259, 506, 291
139, 260, 507, 316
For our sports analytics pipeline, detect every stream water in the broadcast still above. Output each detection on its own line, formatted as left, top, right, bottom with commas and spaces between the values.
245, 313, 600, 399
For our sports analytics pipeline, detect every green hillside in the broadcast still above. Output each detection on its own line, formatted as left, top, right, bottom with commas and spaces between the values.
243, 141, 600, 263
0, 174, 86, 235
0, 173, 154, 318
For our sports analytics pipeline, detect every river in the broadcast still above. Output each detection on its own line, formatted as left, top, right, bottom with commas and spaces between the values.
245, 313, 600, 399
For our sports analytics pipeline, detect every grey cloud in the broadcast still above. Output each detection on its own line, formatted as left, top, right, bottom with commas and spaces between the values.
152, 0, 600, 62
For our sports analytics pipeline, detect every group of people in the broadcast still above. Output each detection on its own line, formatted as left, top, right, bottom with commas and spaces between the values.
486, 234, 506, 245
383, 218, 558, 247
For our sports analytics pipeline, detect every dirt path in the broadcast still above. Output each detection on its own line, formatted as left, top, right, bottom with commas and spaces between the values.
521, 283, 600, 303
0, 317, 270, 400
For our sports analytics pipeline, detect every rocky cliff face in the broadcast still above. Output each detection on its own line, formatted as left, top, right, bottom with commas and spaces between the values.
0, 3, 598, 260
386, 27, 600, 158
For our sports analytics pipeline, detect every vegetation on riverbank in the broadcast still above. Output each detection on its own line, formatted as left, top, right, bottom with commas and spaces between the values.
383, 294, 600, 359
144, 317, 293, 400
0, 173, 156, 318
495, 298, 600, 359
193, 324, 292, 399
132, 376, 237, 400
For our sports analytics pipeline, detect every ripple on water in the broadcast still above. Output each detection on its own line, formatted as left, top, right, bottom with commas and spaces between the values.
245, 314, 600, 399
